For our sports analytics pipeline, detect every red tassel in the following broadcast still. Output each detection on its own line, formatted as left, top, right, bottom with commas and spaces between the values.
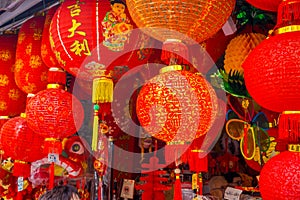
16, 191, 23, 200
49, 162, 55, 190
98, 178, 102, 200
173, 169, 182, 200
13, 161, 31, 178
44, 138, 62, 155
161, 40, 189, 65
278, 111, 300, 144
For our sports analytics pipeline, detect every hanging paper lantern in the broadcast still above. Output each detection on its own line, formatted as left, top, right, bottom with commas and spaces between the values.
49, 0, 152, 80
246, 0, 281, 12
26, 87, 84, 153
224, 33, 266, 74
0, 115, 46, 178
259, 151, 300, 199
41, 5, 59, 68
14, 15, 49, 94
0, 34, 26, 117
126, 0, 235, 45
243, 0, 300, 113
136, 66, 218, 143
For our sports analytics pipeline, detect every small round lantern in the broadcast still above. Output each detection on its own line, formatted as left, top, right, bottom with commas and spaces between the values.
26, 85, 84, 155
14, 15, 49, 94
0, 34, 26, 117
259, 150, 300, 199
0, 114, 45, 178
246, 0, 282, 12
41, 5, 59, 68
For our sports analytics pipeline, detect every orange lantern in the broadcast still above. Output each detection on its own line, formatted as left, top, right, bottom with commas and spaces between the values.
41, 5, 60, 68
0, 34, 26, 117
14, 16, 49, 94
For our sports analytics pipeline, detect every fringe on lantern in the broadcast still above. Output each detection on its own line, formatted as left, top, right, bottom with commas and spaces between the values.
49, 162, 55, 190
92, 76, 113, 104
277, 0, 300, 28
174, 169, 182, 200
92, 109, 99, 151
278, 112, 300, 144
13, 161, 31, 178
161, 39, 189, 65
16, 192, 23, 200
165, 144, 189, 165
44, 138, 62, 155
47, 67, 66, 86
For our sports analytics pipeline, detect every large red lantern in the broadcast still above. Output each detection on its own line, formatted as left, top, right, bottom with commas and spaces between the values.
243, 0, 300, 113
246, 0, 281, 12
50, 0, 152, 80
14, 16, 49, 94
259, 151, 300, 199
0, 34, 26, 117
137, 66, 218, 143
0, 115, 46, 178
41, 5, 59, 68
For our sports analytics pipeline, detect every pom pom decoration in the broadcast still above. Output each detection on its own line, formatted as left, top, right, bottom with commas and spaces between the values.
14, 16, 48, 94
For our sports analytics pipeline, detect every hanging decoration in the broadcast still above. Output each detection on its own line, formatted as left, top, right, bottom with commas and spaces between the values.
41, 5, 60, 68
259, 151, 300, 200
14, 15, 48, 94
126, 0, 235, 45
49, 0, 152, 81
0, 34, 27, 117
25, 68, 84, 189
0, 114, 46, 199
246, 0, 282, 12
136, 66, 218, 165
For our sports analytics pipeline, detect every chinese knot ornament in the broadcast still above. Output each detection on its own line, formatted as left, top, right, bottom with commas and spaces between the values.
14, 16, 48, 94
0, 34, 26, 117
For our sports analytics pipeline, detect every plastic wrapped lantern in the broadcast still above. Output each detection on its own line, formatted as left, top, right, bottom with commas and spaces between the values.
41, 5, 59, 68
14, 15, 49, 94
259, 150, 300, 199
243, 0, 300, 142
0, 34, 26, 117
136, 66, 218, 163
0, 114, 45, 178
126, 0, 235, 65
246, 0, 282, 12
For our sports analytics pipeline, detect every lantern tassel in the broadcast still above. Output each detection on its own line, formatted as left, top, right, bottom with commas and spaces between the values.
161, 39, 189, 65
13, 160, 31, 178
49, 162, 55, 190
278, 111, 300, 145
16, 192, 23, 200
92, 109, 99, 151
174, 168, 182, 200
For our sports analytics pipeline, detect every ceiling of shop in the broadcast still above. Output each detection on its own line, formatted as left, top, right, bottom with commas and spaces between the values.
0, 0, 59, 33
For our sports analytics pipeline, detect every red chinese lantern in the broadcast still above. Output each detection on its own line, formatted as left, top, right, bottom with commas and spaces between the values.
26, 86, 84, 155
246, 0, 282, 12
49, 0, 152, 79
41, 5, 59, 68
136, 66, 218, 163
243, 0, 300, 113
14, 16, 49, 94
0, 114, 46, 178
0, 34, 26, 117
259, 151, 300, 200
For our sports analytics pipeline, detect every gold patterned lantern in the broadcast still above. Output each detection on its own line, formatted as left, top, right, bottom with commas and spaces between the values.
14, 16, 49, 94
126, 0, 235, 45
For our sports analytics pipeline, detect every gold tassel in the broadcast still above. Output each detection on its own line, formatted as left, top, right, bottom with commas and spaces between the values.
92, 71, 113, 104
92, 107, 99, 151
